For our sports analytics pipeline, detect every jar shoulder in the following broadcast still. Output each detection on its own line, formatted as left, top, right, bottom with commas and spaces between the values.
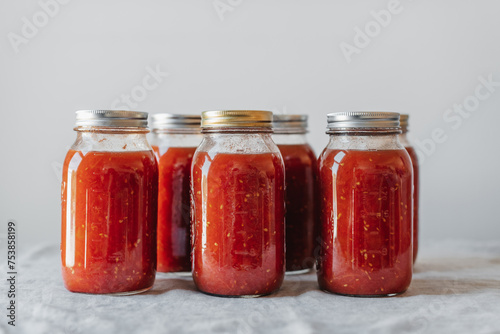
318, 148, 413, 178
149, 132, 202, 149
196, 133, 281, 155
71, 132, 153, 152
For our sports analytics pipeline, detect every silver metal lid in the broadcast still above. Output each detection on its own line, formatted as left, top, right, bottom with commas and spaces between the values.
273, 114, 308, 133
327, 111, 400, 131
400, 114, 409, 132
201, 110, 273, 128
75, 110, 148, 128
150, 113, 201, 130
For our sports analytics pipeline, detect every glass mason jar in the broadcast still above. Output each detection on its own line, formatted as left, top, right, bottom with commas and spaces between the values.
399, 114, 419, 264
149, 114, 202, 274
317, 112, 413, 297
272, 115, 318, 274
61, 110, 158, 295
191, 110, 285, 297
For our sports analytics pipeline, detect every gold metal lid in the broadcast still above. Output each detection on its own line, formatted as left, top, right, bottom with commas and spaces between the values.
201, 110, 273, 128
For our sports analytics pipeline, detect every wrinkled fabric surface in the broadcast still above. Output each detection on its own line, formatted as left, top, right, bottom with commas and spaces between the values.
2, 239, 500, 334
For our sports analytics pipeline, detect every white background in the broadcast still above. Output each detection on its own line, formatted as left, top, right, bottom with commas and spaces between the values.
1, 0, 499, 247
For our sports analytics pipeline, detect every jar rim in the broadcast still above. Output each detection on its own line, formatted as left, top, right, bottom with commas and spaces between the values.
151, 128, 201, 134
326, 128, 402, 135
74, 126, 150, 134
201, 126, 273, 134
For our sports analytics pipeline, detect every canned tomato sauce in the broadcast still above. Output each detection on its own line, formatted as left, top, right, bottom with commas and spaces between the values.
61, 110, 158, 295
317, 112, 413, 296
191, 110, 286, 297
150, 114, 202, 274
273, 114, 318, 274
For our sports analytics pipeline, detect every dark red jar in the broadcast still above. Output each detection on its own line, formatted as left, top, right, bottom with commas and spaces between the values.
272, 115, 318, 274
399, 114, 419, 264
150, 114, 202, 274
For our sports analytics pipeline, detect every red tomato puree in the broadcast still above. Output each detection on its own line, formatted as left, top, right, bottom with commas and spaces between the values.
405, 146, 419, 263
191, 152, 285, 296
61, 150, 158, 294
153, 146, 196, 273
317, 149, 412, 296
277, 144, 318, 272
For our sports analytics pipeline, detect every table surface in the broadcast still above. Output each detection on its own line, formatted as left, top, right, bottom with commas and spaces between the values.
3, 239, 500, 334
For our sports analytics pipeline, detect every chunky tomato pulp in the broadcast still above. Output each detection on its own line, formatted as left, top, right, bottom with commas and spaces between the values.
277, 144, 318, 272
191, 152, 285, 296
61, 150, 158, 294
405, 146, 419, 263
317, 149, 413, 296
153, 146, 196, 273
